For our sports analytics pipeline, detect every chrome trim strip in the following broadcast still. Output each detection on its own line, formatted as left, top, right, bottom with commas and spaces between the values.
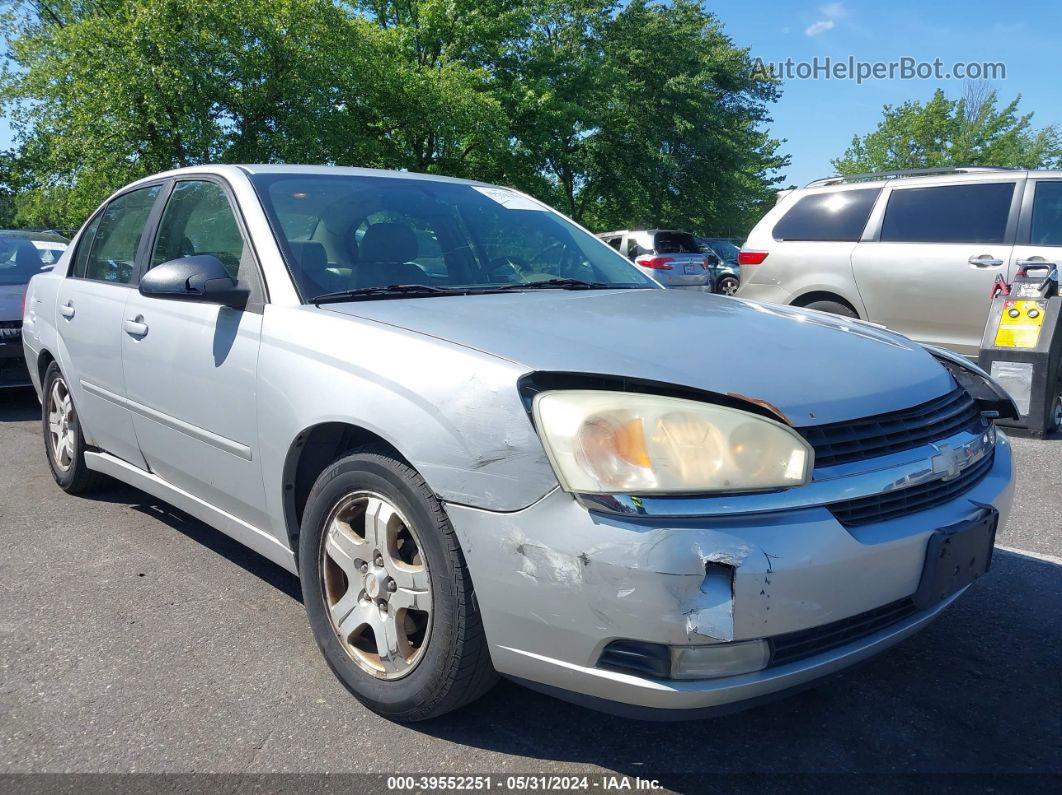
578, 427, 996, 518
79, 379, 253, 461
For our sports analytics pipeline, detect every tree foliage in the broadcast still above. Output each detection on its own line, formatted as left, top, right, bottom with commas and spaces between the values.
1, 0, 787, 234
833, 86, 1062, 175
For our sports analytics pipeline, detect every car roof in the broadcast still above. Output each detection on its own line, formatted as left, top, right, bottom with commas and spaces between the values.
801, 167, 1062, 192
0, 229, 69, 244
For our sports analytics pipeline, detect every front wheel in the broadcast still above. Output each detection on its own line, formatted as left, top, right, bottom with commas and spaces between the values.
299, 448, 496, 721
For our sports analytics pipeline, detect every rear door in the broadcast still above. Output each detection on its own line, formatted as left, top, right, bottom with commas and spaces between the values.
121, 177, 269, 528
56, 184, 163, 466
1014, 177, 1062, 281
852, 177, 1023, 355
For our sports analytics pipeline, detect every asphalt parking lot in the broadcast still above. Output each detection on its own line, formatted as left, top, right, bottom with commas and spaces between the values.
1, 385, 1060, 786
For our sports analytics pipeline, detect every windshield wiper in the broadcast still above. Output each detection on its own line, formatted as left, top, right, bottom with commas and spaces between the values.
497, 278, 613, 291
312, 284, 462, 304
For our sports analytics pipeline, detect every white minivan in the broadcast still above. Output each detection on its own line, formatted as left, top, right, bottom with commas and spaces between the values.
737, 167, 1062, 355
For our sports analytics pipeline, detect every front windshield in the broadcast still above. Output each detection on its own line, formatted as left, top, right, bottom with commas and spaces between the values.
250, 174, 657, 300
0, 236, 47, 286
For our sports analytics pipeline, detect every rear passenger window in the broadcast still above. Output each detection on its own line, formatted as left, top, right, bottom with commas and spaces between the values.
881, 183, 1015, 244
654, 232, 700, 253
1030, 182, 1062, 246
772, 188, 880, 242
78, 185, 161, 284
70, 213, 103, 279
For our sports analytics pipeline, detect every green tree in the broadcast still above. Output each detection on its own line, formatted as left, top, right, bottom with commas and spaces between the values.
3, 0, 787, 235
833, 86, 1062, 175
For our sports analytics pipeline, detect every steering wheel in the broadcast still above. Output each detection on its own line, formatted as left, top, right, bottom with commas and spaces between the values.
484, 254, 532, 283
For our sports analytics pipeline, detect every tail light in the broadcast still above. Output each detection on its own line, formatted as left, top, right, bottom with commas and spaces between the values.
737, 250, 768, 266
636, 256, 675, 270
702, 257, 710, 270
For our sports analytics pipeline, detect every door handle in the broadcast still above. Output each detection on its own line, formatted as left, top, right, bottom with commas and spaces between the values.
1015, 259, 1057, 268
59, 302, 75, 319
123, 317, 149, 338
968, 255, 1004, 267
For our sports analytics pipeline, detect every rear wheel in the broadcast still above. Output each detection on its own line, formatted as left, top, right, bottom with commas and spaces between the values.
299, 448, 496, 721
715, 275, 740, 296
41, 362, 106, 494
801, 299, 857, 319
1048, 392, 1062, 434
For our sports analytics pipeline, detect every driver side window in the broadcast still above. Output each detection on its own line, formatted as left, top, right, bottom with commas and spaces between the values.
151, 181, 245, 277
150, 180, 262, 301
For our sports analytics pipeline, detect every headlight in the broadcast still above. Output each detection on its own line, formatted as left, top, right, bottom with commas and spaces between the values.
532, 390, 813, 494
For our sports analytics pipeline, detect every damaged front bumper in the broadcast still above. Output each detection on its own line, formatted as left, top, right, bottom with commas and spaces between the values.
446, 431, 1014, 718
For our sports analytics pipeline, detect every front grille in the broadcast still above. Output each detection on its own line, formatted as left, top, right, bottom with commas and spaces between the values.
768, 597, 918, 667
799, 386, 983, 468
828, 450, 994, 527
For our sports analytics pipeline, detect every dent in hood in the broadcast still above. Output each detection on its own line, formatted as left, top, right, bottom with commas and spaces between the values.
322, 289, 954, 426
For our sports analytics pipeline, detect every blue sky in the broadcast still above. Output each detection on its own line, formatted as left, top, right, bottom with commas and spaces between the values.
2, 0, 1060, 188
713, 0, 1062, 186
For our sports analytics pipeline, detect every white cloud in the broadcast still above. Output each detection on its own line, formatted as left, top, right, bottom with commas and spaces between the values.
819, 2, 848, 19
804, 19, 835, 36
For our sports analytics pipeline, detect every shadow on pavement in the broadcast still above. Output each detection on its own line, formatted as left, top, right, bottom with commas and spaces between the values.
0, 386, 41, 422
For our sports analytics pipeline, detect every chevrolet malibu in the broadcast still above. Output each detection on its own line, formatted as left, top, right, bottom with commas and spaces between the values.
22, 165, 1016, 721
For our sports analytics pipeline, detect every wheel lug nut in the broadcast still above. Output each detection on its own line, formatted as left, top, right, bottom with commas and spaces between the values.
359, 562, 368, 574
387, 580, 397, 592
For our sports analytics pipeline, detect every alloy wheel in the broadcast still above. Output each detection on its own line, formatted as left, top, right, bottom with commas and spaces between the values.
320, 492, 432, 679
47, 378, 76, 472
719, 277, 739, 296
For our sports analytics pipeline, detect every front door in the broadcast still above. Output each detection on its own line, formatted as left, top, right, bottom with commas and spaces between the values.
56, 184, 163, 467
852, 179, 1022, 355
121, 179, 269, 528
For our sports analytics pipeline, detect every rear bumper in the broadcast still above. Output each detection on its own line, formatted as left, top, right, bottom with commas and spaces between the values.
446, 433, 1014, 716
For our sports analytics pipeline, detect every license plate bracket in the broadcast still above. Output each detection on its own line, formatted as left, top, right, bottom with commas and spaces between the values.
913, 509, 998, 610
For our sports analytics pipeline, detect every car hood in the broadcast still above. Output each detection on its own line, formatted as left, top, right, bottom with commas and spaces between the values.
322, 289, 954, 426
0, 284, 25, 322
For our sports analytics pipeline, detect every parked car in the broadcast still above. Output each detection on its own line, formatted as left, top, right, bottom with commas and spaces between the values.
24, 165, 1015, 721
598, 229, 711, 289
737, 167, 1062, 355
696, 237, 742, 295
1, 230, 68, 387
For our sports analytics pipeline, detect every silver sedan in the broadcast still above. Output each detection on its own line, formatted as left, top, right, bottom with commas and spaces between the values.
22, 165, 1016, 720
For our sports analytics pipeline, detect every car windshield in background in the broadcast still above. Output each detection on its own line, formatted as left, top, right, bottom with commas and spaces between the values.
654, 231, 700, 254
250, 174, 657, 301
0, 235, 49, 286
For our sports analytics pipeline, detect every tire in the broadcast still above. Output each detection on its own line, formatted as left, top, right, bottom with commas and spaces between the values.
715, 275, 740, 296
1048, 392, 1062, 434
299, 447, 497, 721
41, 361, 107, 494
801, 299, 857, 319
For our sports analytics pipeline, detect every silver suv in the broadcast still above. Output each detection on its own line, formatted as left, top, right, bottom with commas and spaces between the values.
598, 229, 711, 289
738, 167, 1062, 355
23, 165, 1015, 721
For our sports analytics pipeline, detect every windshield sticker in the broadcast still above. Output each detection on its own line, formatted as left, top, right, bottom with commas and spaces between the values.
472, 186, 545, 211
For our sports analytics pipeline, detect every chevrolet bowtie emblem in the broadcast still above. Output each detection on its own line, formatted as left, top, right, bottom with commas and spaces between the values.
930, 443, 970, 482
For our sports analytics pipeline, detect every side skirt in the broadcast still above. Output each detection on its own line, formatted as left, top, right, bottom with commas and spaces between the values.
84, 451, 298, 575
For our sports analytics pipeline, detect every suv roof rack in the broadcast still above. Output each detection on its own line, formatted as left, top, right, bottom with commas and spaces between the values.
805, 166, 1018, 188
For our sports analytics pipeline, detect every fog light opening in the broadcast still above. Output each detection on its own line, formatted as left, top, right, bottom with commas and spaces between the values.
669, 639, 770, 680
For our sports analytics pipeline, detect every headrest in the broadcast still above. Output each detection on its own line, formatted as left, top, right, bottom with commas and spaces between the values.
288, 241, 328, 273
359, 223, 418, 263
14, 242, 43, 273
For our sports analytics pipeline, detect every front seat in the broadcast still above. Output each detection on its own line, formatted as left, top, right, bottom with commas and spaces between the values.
288, 241, 345, 298
13, 241, 44, 277
353, 223, 427, 288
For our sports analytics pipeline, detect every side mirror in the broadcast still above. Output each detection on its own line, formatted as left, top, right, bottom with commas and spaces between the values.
139, 255, 249, 309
